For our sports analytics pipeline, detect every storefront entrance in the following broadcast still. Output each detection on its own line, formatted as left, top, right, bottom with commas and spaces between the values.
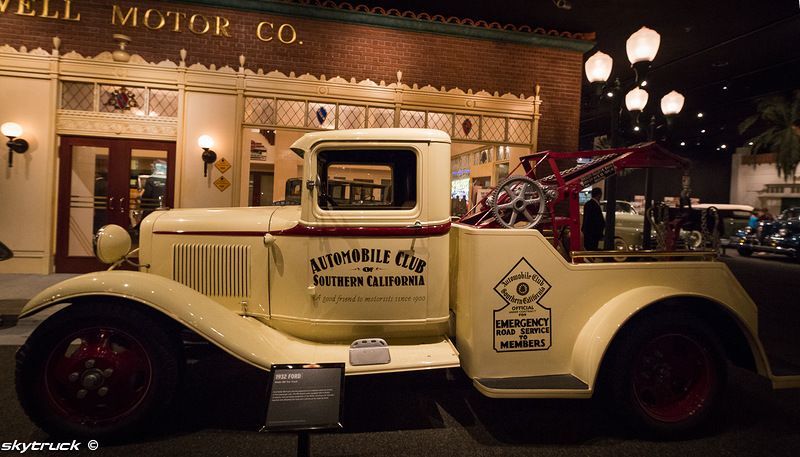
55, 137, 176, 273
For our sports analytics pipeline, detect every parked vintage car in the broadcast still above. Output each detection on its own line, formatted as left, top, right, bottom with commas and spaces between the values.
599, 200, 644, 250
14, 130, 800, 441
733, 207, 800, 260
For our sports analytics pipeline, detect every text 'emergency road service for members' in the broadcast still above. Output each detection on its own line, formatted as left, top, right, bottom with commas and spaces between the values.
493, 258, 552, 352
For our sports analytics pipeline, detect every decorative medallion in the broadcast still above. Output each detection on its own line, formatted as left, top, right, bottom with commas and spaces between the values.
315, 106, 328, 125
105, 86, 139, 111
214, 176, 231, 192
215, 157, 232, 173
461, 118, 473, 136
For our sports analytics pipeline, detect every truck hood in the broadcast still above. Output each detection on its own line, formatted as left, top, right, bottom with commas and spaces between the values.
150, 206, 301, 233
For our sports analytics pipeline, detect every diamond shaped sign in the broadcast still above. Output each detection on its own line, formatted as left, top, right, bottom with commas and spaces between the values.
492, 258, 552, 352
215, 157, 232, 173
214, 176, 231, 192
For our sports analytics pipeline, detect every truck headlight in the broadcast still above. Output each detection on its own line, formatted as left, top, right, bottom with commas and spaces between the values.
93, 224, 132, 264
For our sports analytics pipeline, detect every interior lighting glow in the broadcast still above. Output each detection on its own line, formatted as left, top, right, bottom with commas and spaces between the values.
198, 135, 215, 149
697, 112, 704, 118
1, 122, 23, 137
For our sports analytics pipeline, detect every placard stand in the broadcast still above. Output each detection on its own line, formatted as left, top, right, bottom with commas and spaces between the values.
262, 363, 346, 457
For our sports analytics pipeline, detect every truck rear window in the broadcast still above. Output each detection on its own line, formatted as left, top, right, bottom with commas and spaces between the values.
316, 149, 417, 210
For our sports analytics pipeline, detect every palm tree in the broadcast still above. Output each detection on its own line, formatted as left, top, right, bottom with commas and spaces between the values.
738, 90, 800, 179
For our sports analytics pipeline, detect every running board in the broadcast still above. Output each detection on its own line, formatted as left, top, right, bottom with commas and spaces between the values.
772, 375, 800, 389
474, 374, 591, 399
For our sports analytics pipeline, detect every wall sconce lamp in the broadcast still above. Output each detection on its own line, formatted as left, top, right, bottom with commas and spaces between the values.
198, 135, 217, 177
2, 122, 29, 168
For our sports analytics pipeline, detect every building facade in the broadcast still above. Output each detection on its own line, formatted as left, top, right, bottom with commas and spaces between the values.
0, 0, 592, 273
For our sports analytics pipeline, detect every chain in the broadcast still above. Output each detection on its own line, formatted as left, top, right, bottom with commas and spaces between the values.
700, 206, 721, 254
647, 203, 669, 250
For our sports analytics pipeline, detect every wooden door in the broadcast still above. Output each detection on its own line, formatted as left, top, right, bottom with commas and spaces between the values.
55, 137, 175, 273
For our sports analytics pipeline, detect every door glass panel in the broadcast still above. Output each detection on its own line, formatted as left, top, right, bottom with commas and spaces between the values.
130, 149, 168, 231
68, 146, 109, 256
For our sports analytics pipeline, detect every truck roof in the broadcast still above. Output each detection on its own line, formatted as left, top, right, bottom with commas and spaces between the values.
290, 128, 451, 156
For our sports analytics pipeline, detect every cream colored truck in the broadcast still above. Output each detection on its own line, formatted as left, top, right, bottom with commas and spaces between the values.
16, 129, 799, 439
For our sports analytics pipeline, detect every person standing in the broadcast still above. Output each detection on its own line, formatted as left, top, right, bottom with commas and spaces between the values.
582, 188, 605, 251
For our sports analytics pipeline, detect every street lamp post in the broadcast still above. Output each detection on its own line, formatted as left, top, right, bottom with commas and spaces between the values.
584, 26, 684, 251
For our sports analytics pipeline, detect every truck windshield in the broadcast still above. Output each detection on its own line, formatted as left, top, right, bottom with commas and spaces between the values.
316, 149, 417, 210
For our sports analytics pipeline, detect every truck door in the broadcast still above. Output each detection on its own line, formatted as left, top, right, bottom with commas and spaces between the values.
268, 144, 451, 340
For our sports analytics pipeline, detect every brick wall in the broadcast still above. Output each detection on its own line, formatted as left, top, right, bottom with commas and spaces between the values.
0, 0, 583, 151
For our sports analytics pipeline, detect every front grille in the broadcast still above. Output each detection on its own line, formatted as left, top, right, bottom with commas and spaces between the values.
172, 243, 251, 297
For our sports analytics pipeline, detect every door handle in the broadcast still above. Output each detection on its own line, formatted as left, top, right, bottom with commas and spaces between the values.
118, 197, 126, 214
108, 196, 115, 211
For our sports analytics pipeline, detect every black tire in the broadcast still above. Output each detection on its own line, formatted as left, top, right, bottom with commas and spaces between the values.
601, 312, 727, 439
16, 301, 182, 440
737, 247, 753, 257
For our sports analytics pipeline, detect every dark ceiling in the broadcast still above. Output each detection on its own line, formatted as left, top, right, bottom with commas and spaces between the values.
351, 0, 800, 152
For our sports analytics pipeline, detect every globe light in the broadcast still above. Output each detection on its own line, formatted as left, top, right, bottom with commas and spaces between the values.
198, 135, 215, 149
626, 26, 661, 64
1, 122, 23, 138
660, 91, 685, 116
625, 87, 649, 112
584, 51, 613, 83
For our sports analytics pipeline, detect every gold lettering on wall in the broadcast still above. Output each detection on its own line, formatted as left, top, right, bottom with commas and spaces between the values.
143, 8, 165, 30
16, 0, 36, 16
0, 2, 302, 44
62, 0, 78, 20
256, 21, 274, 42
3, 0, 81, 20
165, 11, 185, 32
277, 23, 297, 44
215, 15, 230, 37
188, 13, 209, 35
112, 4, 136, 27
39, 0, 59, 18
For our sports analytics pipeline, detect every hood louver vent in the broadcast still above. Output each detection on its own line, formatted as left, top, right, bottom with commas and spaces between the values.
173, 243, 251, 297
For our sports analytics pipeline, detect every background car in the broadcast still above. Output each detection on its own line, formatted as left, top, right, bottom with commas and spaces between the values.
734, 207, 800, 260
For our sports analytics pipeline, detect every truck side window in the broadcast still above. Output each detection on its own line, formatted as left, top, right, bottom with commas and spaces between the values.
316, 149, 417, 210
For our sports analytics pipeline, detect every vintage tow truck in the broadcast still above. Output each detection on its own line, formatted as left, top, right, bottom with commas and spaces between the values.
15, 129, 800, 439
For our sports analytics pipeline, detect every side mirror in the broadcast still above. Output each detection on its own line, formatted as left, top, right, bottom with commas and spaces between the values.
0, 241, 13, 261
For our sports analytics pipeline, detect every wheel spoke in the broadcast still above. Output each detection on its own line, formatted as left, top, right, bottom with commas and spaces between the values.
522, 209, 535, 222
509, 210, 518, 225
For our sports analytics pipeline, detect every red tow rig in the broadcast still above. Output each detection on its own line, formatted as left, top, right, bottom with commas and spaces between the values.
459, 142, 690, 253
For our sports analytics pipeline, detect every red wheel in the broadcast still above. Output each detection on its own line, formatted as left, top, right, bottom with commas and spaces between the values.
631, 334, 716, 423
16, 301, 181, 439
602, 312, 726, 438
43, 327, 153, 426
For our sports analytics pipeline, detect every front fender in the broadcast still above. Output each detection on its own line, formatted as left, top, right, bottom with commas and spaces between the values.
20, 271, 307, 371
21, 271, 460, 374
569, 285, 770, 390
